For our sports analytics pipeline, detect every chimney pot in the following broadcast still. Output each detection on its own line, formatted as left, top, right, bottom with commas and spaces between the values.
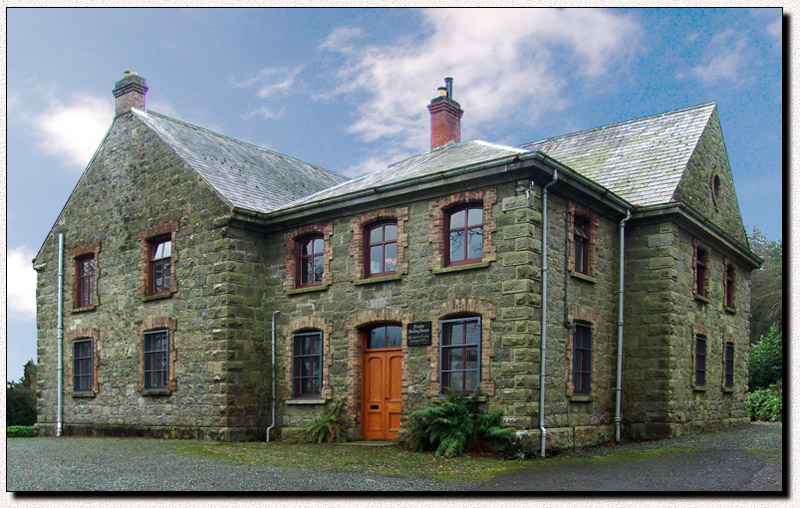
427, 78, 463, 150
113, 72, 148, 115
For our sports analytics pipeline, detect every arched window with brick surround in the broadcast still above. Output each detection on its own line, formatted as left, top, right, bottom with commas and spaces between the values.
366, 222, 398, 277
440, 315, 481, 394
296, 234, 325, 288
446, 206, 483, 266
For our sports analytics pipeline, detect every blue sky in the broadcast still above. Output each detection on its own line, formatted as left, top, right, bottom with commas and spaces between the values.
6, 7, 783, 382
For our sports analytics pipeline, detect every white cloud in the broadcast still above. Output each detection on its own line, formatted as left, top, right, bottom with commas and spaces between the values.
30, 93, 114, 170
766, 16, 782, 39
235, 67, 302, 98
688, 30, 749, 86
319, 26, 364, 53
243, 106, 285, 121
7, 246, 37, 321
320, 8, 641, 176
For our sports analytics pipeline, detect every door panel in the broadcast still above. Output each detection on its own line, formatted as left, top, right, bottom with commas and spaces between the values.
362, 348, 402, 440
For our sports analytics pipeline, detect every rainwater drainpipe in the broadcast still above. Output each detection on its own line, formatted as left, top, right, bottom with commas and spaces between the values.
614, 210, 631, 442
56, 234, 64, 437
540, 170, 558, 458
266, 310, 281, 442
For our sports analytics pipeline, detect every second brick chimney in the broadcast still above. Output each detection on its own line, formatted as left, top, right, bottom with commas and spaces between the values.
113, 71, 148, 115
427, 77, 463, 150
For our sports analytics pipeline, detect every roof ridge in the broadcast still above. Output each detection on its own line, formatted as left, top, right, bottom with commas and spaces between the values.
135, 109, 348, 181
522, 102, 716, 147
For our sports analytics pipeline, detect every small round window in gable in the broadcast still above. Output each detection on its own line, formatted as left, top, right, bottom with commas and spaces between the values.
711, 174, 722, 209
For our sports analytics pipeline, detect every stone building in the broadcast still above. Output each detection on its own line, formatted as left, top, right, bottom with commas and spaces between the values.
33, 73, 760, 453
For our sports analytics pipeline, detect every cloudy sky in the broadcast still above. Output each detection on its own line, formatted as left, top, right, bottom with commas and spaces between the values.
6, 8, 783, 382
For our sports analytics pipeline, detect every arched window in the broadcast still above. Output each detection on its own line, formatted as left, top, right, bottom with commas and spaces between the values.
446, 205, 483, 266
292, 330, 323, 398
296, 235, 324, 287
366, 222, 398, 277
365, 323, 402, 349
573, 216, 590, 275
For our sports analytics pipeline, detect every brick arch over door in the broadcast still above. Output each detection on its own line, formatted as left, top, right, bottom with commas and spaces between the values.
345, 308, 412, 427
428, 298, 497, 397
285, 316, 334, 400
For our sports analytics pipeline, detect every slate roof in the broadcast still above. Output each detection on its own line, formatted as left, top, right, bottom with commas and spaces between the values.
278, 140, 528, 211
522, 103, 716, 207
132, 109, 349, 213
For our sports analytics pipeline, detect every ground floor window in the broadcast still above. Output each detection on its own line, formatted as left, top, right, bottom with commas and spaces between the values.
694, 335, 707, 388
724, 342, 734, 389
143, 330, 169, 390
72, 338, 94, 393
572, 323, 592, 396
440, 316, 481, 394
292, 331, 323, 398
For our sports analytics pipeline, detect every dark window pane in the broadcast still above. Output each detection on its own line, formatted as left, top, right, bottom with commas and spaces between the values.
386, 326, 402, 348
450, 323, 464, 345
448, 348, 463, 370
313, 238, 324, 254
369, 327, 385, 349
449, 231, 465, 262
467, 227, 483, 259
302, 358, 312, 377
449, 210, 465, 229
467, 208, 483, 227
465, 371, 478, 392
163, 260, 171, 291
313, 255, 324, 282
465, 321, 480, 344
449, 372, 463, 392
465, 347, 478, 369
384, 243, 397, 273
302, 240, 312, 256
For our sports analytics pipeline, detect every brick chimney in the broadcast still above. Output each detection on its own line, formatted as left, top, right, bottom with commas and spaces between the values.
113, 71, 148, 115
427, 77, 463, 149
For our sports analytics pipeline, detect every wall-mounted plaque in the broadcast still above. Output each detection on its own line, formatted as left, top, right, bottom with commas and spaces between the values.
407, 321, 432, 346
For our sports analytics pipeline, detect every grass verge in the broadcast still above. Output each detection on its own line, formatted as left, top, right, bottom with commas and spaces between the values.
7, 426, 36, 438
174, 441, 540, 482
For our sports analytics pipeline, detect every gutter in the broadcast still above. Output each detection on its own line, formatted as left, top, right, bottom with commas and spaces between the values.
614, 209, 631, 442
266, 310, 281, 442
56, 233, 64, 437
540, 170, 558, 457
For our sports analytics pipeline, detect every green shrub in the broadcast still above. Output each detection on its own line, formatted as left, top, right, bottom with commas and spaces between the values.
300, 399, 349, 443
398, 390, 516, 458
749, 323, 782, 390
748, 380, 782, 422
7, 425, 36, 438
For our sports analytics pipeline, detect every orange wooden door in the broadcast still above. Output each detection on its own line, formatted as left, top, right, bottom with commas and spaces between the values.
362, 349, 402, 440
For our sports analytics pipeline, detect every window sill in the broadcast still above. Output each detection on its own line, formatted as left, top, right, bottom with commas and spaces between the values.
694, 294, 710, 304
353, 274, 403, 286
569, 271, 597, 284
724, 306, 737, 315
286, 398, 326, 405
569, 395, 592, 402
722, 387, 734, 394
71, 391, 96, 398
285, 284, 330, 296
142, 292, 174, 303
140, 389, 172, 396
433, 260, 491, 275
71, 305, 98, 314
693, 386, 707, 392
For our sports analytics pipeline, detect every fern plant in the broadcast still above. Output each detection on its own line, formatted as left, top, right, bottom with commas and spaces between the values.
300, 399, 349, 443
399, 390, 516, 458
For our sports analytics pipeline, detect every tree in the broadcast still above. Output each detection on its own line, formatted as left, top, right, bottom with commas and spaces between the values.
749, 323, 782, 390
6, 360, 37, 426
748, 228, 782, 343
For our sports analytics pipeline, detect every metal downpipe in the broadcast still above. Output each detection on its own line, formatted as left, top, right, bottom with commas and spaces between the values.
56, 233, 64, 437
540, 170, 558, 457
614, 210, 631, 442
266, 310, 281, 442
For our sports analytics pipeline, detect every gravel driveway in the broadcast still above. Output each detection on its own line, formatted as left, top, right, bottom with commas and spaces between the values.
7, 422, 782, 492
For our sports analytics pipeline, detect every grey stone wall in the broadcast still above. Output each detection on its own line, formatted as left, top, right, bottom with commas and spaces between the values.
34, 112, 238, 440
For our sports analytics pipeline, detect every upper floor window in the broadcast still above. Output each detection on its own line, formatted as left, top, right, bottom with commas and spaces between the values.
694, 335, 707, 388
73, 338, 94, 393
573, 216, 590, 275
440, 316, 481, 394
446, 206, 483, 266
695, 246, 709, 298
143, 329, 169, 391
366, 222, 398, 277
76, 255, 96, 308
572, 323, 593, 396
292, 330, 323, 398
724, 342, 735, 389
149, 237, 172, 295
297, 235, 324, 287
725, 263, 736, 309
